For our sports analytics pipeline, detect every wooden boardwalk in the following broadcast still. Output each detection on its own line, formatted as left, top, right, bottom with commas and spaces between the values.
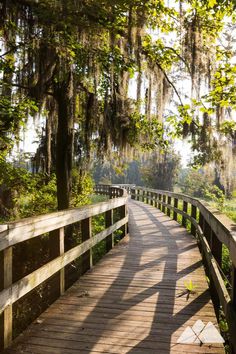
5, 200, 225, 354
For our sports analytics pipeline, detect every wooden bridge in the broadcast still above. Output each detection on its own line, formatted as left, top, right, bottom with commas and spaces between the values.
0, 185, 236, 353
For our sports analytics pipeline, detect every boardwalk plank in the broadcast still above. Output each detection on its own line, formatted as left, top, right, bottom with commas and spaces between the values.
4, 200, 225, 353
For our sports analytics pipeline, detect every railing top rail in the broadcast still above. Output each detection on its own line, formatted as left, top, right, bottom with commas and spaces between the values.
131, 184, 236, 353
112, 184, 136, 187
132, 186, 236, 267
0, 187, 127, 252
0, 183, 129, 350
95, 184, 128, 197
134, 185, 235, 230
134, 186, 199, 205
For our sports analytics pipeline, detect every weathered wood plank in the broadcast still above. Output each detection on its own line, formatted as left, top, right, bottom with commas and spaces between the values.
5, 200, 224, 354
59, 228, 65, 295
105, 209, 113, 252
3, 248, 12, 348
0, 197, 127, 251
0, 216, 128, 314
81, 217, 92, 273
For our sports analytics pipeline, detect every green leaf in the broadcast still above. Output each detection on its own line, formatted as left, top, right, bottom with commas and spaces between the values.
208, 0, 217, 8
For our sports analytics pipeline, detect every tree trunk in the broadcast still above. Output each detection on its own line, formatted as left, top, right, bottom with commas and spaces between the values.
55, 70, 74, 210
45, 115, 52, 177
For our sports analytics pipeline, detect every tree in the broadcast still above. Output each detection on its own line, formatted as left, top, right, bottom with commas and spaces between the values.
0, 0, 235, 211
141, 150, 181, 191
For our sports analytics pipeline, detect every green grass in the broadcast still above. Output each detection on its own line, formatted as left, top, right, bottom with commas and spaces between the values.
222, 199, 236, 223
90, 194, 109, 204
208, 197, 236, 223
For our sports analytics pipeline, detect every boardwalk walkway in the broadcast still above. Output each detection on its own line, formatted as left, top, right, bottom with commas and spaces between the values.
5, 200, 224, 354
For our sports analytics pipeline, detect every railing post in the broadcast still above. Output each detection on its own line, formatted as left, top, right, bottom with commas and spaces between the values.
173, 198, 178, 221
3, 247, 12, 348
147, 191, 151, 204
59, 227, 65, 295
162, 195, 166, 213
150, 192, 153, 206
137, 189, 140, 201
154, 193, 158, 208
229, 270, 236, 354
158, 194, 161, 210
49, 228, 65, 295
105, 209, 114, 252
81, 217, 92, 273
131, 188, 135, 200
182, 201, 187, 227
142, 190, 145, 203
120, 203, 128, 238
191, 205, 197, 236
204, 221, 211, 245
210, 230, 222, 320
211, 231, 222, 268
167, 196, 171, 217
231, 266, 236, 309
199, 212, 204, 230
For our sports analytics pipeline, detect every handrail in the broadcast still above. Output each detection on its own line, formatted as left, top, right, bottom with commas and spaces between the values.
131, 186, 236, 352
94, 184, 135, 196
0, 185, 128, 350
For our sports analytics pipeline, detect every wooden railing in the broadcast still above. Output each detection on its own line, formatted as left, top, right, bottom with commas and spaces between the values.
112, 184, 136, 195
94, 184, 124, 197
0, 185, 128, 350
94, 184, 135, 196
131, 186, 236, 352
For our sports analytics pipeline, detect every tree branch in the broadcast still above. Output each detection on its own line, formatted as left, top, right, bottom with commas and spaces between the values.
156, 61, 184, 105
10, 83, 54, 97
156, 61, 199, 128
164, 46, 191, 75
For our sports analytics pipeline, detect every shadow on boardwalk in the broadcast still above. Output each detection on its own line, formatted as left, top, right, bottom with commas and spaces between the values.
6, 200, 220, 354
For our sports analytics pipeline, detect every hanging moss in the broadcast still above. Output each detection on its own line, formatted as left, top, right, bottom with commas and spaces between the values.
1, 0, 235, 203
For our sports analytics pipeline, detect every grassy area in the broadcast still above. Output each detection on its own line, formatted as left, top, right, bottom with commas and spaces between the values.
90, 194, 109, 204
222, 198, 236, 223
207, 197, 236, 223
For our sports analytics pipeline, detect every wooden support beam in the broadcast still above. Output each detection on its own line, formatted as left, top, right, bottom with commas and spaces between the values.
173, 198, 178, 221
3, 248, 12, 349
158, 194, 161, 210
120, 204, 128, 238
182, 201, 187, 227
231, 267, 236, 354
59, 228, 65, 295
204, 221, 211, 245
199, 212, 204, 230
232, 266, 236, 310
138, 189, 141, 202
154, 193, 158, 208
81, 217, 92, 274
150, 192, 153, 206
191, 205, 197, 236
49, 228, 65, 295
105, 209, 114, 252
162, 195, 166, 213
141, 190, 144, 203
167, 196, 171, 217
131, 189, 135, 200
210, 231, 222, 320
211, 231, 222, 268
